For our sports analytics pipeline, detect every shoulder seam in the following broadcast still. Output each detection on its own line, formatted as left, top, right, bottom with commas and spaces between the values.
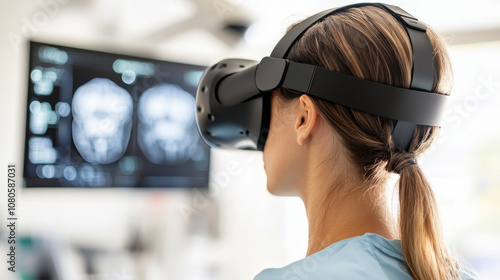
367, 238, 406, 262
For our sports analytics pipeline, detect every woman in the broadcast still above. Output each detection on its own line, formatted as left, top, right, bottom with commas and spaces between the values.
254, 5, 478, 280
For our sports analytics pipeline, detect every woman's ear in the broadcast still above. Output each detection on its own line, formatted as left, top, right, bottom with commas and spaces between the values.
295, 94, 319, 145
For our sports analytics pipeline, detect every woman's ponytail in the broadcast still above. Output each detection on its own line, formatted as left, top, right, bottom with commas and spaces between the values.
388, 154, 459, 279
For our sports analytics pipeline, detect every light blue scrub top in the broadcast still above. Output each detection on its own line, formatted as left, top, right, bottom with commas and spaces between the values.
254, 233, 479, 280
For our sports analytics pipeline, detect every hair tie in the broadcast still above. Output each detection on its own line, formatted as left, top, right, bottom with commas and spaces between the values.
394, 157, 418, 174
386, 153, 418, 174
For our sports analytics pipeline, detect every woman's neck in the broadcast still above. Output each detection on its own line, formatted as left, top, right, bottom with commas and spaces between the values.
300, 166, 396, 256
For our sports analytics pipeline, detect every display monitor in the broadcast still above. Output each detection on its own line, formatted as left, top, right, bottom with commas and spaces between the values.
23, 41, 210, 188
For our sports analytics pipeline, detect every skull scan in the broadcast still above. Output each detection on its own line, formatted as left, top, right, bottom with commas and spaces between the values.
72, 78, 133, 164
138, 84, 198, 164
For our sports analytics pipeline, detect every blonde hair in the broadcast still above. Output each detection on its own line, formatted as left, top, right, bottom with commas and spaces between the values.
275, 6, 459, 280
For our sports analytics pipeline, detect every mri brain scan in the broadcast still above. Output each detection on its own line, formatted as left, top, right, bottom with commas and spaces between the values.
138, 83, 198, 165
72, 78, 133, 164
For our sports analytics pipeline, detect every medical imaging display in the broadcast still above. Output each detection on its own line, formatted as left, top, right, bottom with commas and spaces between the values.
23, 41, 210, 188
72, 78, 134, 165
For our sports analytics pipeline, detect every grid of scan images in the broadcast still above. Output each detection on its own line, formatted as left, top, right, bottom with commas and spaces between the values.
23, 41, 210, 188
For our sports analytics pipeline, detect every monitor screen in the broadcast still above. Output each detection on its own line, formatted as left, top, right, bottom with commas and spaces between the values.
23, 41, 210, 188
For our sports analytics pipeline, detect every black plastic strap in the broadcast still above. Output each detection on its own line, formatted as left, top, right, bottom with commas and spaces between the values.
391, 26, 434, 150
270, 7, 338, 58
406, 28, 434, 91
392, 121, 417, 150
379, 5, 435, 150
270, 3, 380, 59
281, 61, 447, 126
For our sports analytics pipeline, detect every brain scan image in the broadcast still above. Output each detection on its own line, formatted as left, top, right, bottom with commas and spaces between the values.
138, 83, 199, 165
72, 78, 133, 164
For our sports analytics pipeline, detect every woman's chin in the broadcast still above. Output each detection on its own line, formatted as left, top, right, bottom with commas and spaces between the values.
266, 181, 298, 196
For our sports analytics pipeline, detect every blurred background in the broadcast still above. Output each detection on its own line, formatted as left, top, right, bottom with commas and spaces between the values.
0, 0, 499, 279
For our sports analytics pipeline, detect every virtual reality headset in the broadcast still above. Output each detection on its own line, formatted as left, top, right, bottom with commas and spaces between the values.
195, 2, 449, 152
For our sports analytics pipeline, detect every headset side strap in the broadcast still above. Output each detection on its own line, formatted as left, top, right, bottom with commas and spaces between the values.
281, 61, 447, 126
